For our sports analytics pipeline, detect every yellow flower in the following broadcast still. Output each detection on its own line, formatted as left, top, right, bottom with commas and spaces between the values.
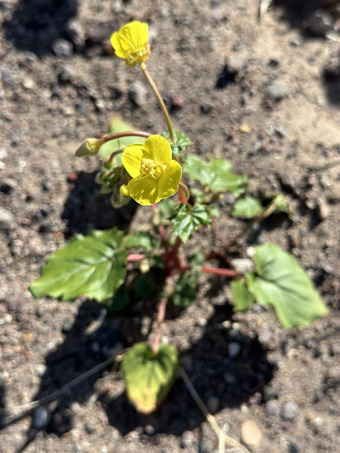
120, 135, 182, 206
111, 21, 150, 67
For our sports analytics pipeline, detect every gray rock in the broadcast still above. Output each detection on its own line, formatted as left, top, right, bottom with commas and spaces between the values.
265, 82, 289, 102
287, 439, 302, 453
230, 258, 254, 274
307, 10, 333, 37
52, 39, 73, 57
32, 406, 50, 430
281, 401, 300, 422
0, 207, 15, 230
35, 364, 47, 377
181, 430, 195, 448
265, 400, 279, 416
228, 342, 241, 358
207, 395, 219, 413
62, 317, 74, 333
129, 81, 148, 107
59, 66, 77, 84
1, 70, 16, 88
66, 19, 85, 50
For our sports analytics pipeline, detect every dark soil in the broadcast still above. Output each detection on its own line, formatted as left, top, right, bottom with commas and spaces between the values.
1, 1, 340, 452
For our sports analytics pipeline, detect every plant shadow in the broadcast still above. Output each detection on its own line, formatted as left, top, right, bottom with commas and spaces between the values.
3, 0, 79, 56
99, 304, 277, 437
61, 171, 138, 238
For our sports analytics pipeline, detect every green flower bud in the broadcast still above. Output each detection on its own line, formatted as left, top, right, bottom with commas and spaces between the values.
75, 138, 105, 157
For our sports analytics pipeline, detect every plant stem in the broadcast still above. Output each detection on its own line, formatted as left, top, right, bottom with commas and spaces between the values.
127, 254, 145, 262
152, 297, 167, 355
200, 266, 241, 278
226, 197, 278, 248
140, 63, 175, 143
103, 131, 152, 143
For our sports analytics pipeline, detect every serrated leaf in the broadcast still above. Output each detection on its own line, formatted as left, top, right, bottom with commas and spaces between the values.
121, 342, 178, 413
231, 278, 255, 312
100, 115, 146, 159
246, 244, 328, 328
232, 196, 263, 218
162, 129, 192, 156
183, 156, 247, 196
29, 230, 127, 302
124, 232, 158, 250
172, 204, 211, 243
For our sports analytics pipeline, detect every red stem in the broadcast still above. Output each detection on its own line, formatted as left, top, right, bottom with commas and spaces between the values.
127, 254, 145, 262
200, 266, 241, 278
103, 131, 152, 142
152, 297, 167, 355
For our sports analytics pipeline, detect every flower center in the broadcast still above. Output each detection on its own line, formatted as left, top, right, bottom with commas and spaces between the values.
141, 158, 164, 180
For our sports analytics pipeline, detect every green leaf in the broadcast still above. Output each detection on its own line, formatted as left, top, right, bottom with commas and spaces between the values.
246, 244, 328, 328
29, 230, 127, 302
273, 194, 290, 214
162, 129, 192, 156
124, 232, 158, 250
172, 204, 211, 243
100, 115, 146, 159
121, 342, 178, 413
106, 287, 130, 313
232, 196, 263, 218
183, 156, 247, 196
172, 272, 197, 307
231, 278, 255, 312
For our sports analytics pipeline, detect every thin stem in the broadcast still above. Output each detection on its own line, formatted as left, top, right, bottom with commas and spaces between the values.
140, 63, 175, 143
226, 197, 278, 248
127, 254, 145, 262
107, 148, 124, 162
152, 297, 167, 355
201, 266, 241, 278
103, 131, 152, 143
179, 367, 251, 453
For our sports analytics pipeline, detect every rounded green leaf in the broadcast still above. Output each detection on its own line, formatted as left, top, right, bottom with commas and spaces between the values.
29, 230, 127, 302
121, 342, 178, 413
232, 196, 263, 219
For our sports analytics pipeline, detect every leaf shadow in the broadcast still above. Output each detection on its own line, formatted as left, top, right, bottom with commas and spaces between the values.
99, 304, 277, 437
3, 0, 79, 56
61, 171, 138, 238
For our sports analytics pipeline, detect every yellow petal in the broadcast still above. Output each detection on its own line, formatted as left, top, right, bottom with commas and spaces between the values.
127, 176, 160, 206
110, 32, 127, 59
158, 160, 182, 199
118, 21, 149, 52
121, 144, 144, 178
143, 135, 172, 165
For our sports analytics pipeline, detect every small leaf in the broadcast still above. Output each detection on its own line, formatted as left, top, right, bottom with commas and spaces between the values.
231, 278, 255, 312
172, 272, 197, 307
183, 156, 247, 196
247, 244, 328, 328
172, 204, 211, 243
162, 129, 192, 156
106, 287, 130, 313
207, 205, 220, 218
29, 230, 127, 302
100, 115, 146, 158
121, 342, 178, 413
273, 194, 290, 214
232, 196, 263, 218
124, 232, 159, 250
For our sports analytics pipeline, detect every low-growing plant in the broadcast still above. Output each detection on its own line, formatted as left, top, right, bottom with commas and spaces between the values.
30, 21, 328, 416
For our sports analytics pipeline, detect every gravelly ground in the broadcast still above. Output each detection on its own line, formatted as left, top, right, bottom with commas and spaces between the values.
0, 1, 340, 452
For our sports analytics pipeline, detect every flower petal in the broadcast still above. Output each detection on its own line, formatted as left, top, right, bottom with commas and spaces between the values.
158, 160, 182, 199
118, 21, 149, 52
110, 32, 127, 59
143, 135, 171, 165
127, 176, 160, 206
122, 144, 144, 178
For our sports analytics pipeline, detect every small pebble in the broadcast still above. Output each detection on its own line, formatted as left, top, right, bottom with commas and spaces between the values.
128, 81, 148, 107
32, 406, 50, 430
265, 400, 279, 416
228, 342, 241, 358
144, 424, 155, 435
281, 401, 300, 422
307, 10, 333, 37
0, 207, 15, 230
241, 420, 262, 449
181, 430, 195, 448
286, 439, 302, 453
52, 39, 73, 57
62, 317, 74, 333
207, 395, 219, 413
265, 82, 289, 102
35, 364, 47, 377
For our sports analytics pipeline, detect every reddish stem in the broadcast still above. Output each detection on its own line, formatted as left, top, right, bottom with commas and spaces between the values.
152, 297, 167, 355
200, 266, 241, 278
103, 131, 152, 143
127, 254, 145, 262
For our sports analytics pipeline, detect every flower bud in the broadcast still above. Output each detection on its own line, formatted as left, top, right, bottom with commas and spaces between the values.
75, 138, 105, 157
